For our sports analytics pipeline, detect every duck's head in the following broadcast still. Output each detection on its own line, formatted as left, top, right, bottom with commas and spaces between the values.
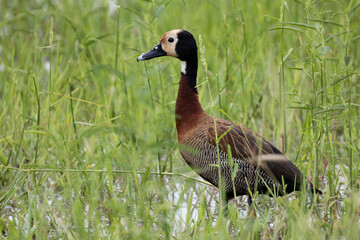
137, 29, 197, 62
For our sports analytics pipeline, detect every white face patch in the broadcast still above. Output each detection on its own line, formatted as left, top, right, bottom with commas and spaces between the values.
181, 61, 187, 74
160, 29, 182, 58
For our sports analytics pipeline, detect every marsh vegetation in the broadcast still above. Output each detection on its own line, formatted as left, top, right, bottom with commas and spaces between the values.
0, 0, 359, 239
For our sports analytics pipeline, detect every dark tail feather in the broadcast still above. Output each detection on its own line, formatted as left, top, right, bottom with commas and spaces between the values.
314, 188, 323, 194
309, 183, 323, 194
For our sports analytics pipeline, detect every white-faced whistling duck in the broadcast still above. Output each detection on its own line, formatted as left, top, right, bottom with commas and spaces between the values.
137, 29, 322, 207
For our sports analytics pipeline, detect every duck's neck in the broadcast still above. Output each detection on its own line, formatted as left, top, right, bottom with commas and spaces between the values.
180, 58, 198, 93
175, 58, 204, 137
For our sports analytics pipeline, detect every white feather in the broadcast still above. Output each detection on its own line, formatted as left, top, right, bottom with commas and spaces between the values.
181, 61, 187, 74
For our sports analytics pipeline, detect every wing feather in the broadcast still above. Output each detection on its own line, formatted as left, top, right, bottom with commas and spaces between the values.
207, 119, 303, 191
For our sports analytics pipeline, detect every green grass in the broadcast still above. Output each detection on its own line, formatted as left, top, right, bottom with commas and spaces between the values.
0, 0, 359, 239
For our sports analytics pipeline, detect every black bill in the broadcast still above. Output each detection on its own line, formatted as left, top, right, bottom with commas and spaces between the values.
137, 43, 167, 61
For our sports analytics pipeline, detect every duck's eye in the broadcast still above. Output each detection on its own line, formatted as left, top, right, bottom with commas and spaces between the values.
168, 37, 174, 43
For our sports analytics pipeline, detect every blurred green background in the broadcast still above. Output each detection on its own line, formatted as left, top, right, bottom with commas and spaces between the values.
0, 0, 359, 239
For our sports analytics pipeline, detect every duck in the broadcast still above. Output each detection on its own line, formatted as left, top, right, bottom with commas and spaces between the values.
137, 29, 322, 207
